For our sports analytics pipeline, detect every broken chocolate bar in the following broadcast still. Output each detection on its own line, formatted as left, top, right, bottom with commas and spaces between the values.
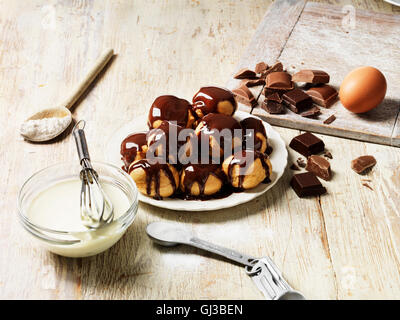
255, 62, 268, 74
292, 70, 330, 84
323, 114, 336, 125
301, 106, 320, 118
289, 132, 325, 157
234, 68, 258, 79
265, 92, 282, 103
351, 155, 377, 174
262, 100, 284, 114
306, 85, 338, 108
266, 72, 293, 90
233, 85, 257, 107
290, 172, 327, 198
306, 155, 331, 181
262, 61, 284, 78
244, 78, 266, 87
282, 89, 313, 113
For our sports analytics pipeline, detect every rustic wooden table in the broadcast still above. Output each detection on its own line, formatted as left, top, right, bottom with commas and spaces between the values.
1, 0, 399, 300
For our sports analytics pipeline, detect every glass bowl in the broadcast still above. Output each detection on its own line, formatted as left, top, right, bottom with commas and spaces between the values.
17, 161, 138, 257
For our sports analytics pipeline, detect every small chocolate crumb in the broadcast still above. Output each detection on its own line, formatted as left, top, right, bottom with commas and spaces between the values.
290, 163, 300, 171
323, 152, 333, 159
362, 183, 374, 191
361, 178, 372, 182
323, 114, 336, 125
297, 157, 306, 168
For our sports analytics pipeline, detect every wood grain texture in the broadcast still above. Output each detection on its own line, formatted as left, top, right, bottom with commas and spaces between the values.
237, 1, 400, 147
1, 0, 400, 300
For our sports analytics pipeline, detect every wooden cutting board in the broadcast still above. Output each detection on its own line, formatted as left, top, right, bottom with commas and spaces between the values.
226, 0, 400, 147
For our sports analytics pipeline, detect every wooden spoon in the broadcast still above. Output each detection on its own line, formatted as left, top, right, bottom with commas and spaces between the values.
20, 48, 114, 142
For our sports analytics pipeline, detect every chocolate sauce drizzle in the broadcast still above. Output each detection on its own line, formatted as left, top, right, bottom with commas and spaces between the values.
148, 95, 192, 128
227, 150, 271, 190
197, 113, 241, 159
129, 159, 177, 200
120, 132, 148, 172
181, 164, 227, 197
147, 120, 184, 163
240, 117, 267, 152
192, 86, 237, 116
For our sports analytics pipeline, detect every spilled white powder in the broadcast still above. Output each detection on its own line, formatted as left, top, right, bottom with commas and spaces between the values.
20, 116, 70, 140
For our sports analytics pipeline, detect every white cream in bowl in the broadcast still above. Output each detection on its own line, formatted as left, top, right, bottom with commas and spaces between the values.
18, 162, 138, 258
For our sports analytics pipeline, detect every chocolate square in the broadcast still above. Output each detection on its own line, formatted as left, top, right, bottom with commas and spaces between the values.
262, 100, 284, 114
266, 72, 293, 90
282, 89, 313, 113
292, 70, 330, 84
289, 132, 325, 157
290, 172, 326, 198
306, 85, 338, 108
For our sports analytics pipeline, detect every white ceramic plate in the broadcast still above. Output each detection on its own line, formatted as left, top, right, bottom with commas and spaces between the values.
104, 110, 288, 211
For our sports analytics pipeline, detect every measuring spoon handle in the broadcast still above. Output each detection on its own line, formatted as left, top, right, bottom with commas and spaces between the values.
187, 236, 256, 267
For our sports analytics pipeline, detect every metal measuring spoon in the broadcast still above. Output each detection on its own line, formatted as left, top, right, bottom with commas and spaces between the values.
20, 49, 114, 142
146, 221, 305, 300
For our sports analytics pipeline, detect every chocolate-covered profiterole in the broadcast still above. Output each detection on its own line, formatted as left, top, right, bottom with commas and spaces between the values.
129, 159, 179, 199
120, 132, 148, 171
222, 150, 272, 190
180, 164, 226, 197
192, 86, 237, 118
240, 117, 268, 153
194, 113, 242, 159
148, 95, 195, 129
146, 120, 184, 164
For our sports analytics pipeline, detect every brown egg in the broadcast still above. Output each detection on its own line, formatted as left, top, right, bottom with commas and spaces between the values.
339, 66, 387, 114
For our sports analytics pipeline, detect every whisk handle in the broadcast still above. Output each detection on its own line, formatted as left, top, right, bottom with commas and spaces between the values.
73, 120, 91, 165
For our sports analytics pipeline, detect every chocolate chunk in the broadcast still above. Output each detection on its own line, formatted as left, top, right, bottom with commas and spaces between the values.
233, 86, 257, 107
255, 62, 268, 74
292, 70, 330, 84
290, 163, 300, 171
306, 155, 331, 181
351, 155, 376, 174
296, 157, 306, 168
234, 68, 258, 79
307, 85, 338, 108
265, 92, 282, 103
262, 61, 284, 78
289, 132, 325, 157
301, 106, 321, 118
262, 100, 284, 114
263, 87, 287, 99
244, 78, 266, 87
266, 72, 293, 90
282, 89, 313, 113
290, 172, 327, 198
323, 114, 336, 125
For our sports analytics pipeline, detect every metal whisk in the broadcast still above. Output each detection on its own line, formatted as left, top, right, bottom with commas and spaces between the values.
73, 120, 114, 228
